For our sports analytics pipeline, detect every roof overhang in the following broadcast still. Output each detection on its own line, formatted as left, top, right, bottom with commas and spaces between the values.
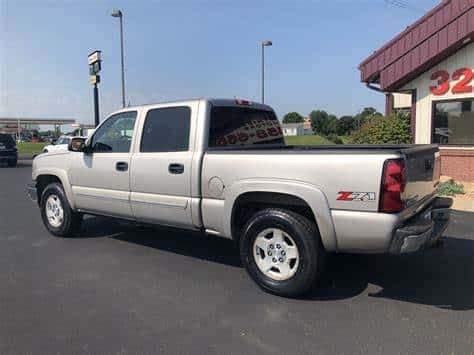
0, 118, 76, 125
359, 0, 474, 92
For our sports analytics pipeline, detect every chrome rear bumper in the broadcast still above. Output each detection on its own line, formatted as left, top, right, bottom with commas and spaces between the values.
389, 197, 452, 254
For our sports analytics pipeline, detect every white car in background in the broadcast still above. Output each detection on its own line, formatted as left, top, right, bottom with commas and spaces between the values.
42, 136, 86, 154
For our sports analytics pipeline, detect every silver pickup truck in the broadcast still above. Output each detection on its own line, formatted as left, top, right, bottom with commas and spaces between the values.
28, 98, 452, 297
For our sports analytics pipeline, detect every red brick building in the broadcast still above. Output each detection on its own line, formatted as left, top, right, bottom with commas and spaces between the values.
359, 0, 474, 181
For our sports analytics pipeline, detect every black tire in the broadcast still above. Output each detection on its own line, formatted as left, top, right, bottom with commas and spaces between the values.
40, 182, 83, 237
7, 158, 17, 167
240, 208, 326, 297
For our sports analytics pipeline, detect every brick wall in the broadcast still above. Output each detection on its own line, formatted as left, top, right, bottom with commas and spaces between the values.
439, 149, 474, 182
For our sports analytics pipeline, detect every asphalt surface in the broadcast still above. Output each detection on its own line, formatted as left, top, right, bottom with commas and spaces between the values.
1, 161, 473, 355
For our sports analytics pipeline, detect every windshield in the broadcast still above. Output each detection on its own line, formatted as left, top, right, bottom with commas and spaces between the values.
57, 137, 70, 145
208, 106, 285, 148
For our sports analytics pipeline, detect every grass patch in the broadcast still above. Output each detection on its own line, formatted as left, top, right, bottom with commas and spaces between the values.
285, 135, 334, 145
17, 142, 48, 156
339, 135, 352, 144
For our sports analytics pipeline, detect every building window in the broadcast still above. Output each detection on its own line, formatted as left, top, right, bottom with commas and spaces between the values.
433, 100, 474, 145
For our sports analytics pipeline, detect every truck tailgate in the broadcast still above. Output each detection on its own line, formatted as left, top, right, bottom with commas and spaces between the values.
402, 145, 439, 209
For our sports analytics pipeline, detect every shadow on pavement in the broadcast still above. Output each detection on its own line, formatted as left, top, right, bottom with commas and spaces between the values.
79, 216, 242, 267
78, 211, 474, 310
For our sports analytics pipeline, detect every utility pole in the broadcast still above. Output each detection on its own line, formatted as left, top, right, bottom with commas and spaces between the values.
111, 9, 126, 108
261, 40, 272, 104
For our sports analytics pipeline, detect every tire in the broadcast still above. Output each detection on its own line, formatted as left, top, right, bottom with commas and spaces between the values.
7, 158, 17, 167
40, 182, 83, 237
240, 208, 326, 297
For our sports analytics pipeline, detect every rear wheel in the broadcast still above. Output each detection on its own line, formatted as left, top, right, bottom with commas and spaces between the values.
240, 208, 325, 297
40, 183, 82, 237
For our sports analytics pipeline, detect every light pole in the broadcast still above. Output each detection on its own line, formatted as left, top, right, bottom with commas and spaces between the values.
111, 9, 126, 108
261, 40, 272, 104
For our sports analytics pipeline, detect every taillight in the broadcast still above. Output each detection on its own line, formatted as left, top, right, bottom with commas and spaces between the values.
235, 99, 253, 106
380, 159, 406, 213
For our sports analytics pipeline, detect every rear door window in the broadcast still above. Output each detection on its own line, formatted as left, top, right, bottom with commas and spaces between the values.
140, 106, 191, 152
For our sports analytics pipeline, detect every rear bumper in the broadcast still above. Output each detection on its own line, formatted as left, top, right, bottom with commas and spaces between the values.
389, 197, 452, 254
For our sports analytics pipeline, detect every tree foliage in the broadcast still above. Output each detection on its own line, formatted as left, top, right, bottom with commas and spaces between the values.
310, 110, 332, 135
350, 112, 411, 144
282, 112, 304, 124
337, 116, 356, 135
282, 106, 387, 143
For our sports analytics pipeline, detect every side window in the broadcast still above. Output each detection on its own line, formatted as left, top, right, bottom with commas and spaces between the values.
140, 106, 191, 152
90, 111, 137, 153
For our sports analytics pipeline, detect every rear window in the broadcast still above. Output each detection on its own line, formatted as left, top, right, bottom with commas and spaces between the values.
0, 134, 15, 148
208, 106, 284, 148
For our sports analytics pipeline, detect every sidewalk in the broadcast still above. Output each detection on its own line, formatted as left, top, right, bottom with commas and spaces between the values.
452, 181, 474, 212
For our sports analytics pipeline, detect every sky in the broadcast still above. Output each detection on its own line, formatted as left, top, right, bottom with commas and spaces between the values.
0, 0, 440, 126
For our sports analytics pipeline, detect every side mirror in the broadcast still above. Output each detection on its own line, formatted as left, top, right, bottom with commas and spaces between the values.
68, 137, 88, 152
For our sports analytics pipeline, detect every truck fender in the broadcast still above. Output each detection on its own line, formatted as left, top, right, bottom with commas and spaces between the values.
34, 168, 77, 209
224, 179, 338, 252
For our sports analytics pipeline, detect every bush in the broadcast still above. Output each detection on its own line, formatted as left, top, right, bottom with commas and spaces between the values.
326, 134, 344, 144
437, 179, 465, 196
350, 112, 411, 144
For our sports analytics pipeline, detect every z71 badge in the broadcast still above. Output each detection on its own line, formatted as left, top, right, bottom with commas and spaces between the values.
337, 191, 376, 202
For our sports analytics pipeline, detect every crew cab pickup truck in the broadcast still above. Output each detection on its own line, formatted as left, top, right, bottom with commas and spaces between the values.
28, 98, 452, 297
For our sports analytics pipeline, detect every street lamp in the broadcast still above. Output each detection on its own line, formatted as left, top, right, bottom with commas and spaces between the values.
261, 40, 272, 104
111, 9, 126, 108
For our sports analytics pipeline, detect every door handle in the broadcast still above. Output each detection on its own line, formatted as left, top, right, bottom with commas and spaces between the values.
168, 163, 184, 174
116, 161, 128, 171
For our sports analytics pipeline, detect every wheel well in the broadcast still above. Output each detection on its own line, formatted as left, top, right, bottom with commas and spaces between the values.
231, 192, 317, 241
36, 175, 62, 203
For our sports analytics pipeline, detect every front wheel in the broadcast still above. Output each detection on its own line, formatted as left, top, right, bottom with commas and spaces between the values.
240, 208, 326, 298
40, 183, 82, 237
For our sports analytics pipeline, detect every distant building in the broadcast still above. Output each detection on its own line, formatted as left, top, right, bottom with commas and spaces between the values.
282, 123, 306, 136
303, 117, 312, 131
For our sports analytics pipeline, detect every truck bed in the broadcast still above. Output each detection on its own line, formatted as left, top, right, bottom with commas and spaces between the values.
207, 144, 439, 155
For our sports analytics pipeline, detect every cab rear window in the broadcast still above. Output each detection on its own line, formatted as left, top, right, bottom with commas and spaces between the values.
208, 106, 284, 148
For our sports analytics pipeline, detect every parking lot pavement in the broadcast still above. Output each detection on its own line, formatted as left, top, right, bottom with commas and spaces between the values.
1, 162, 473, 355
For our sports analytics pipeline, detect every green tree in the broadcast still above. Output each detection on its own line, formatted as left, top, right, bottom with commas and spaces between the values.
282, 112, 304, 124
353, 107, 383, 130
337, 115, 356, 135
326, 115, 338, 135
350, 112, 411, 144
310, 110, 329, 135
360, 107, 382, 118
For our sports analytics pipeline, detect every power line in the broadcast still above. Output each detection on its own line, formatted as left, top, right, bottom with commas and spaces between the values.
384, 0, 426, 13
